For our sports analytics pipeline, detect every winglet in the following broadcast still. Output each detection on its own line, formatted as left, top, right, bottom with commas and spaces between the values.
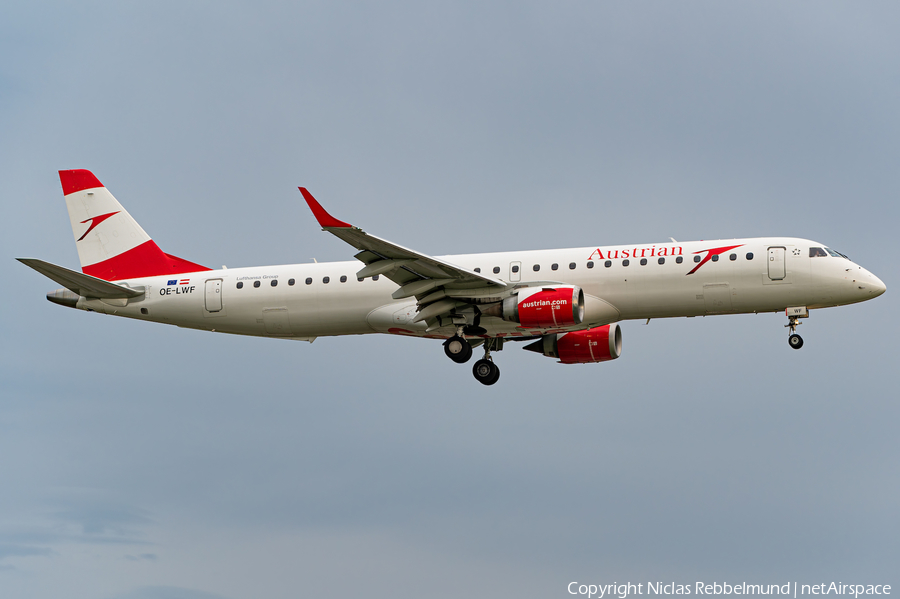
299, 187, 352, 228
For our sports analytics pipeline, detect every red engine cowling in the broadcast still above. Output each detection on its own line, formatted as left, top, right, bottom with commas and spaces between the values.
499, 286, 585, 328
524, 323, 622, 364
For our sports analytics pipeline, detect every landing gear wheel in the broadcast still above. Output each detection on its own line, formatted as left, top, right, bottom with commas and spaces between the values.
444, 335, 473, 363
472, 359, 500, 386
788, 333, 804, 350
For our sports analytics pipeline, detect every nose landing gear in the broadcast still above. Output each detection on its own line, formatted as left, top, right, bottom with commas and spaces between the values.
785, 307, 808, 350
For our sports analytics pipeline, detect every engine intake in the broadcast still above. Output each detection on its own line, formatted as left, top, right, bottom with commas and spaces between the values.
523, 323, 622, 364
488, 286, 584, 328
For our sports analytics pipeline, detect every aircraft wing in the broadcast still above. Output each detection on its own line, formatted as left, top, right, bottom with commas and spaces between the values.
300, 188, 508, 305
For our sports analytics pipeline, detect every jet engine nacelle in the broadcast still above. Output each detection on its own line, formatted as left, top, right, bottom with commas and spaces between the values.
493, 285, 585, 328
524, 323, 622, 364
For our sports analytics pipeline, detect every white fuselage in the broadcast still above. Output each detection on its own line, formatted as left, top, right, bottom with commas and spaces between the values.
71, 237, 885, 342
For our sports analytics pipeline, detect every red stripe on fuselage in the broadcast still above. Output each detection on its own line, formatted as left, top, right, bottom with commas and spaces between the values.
59, 169, 104, 196
82, 239, 211, 281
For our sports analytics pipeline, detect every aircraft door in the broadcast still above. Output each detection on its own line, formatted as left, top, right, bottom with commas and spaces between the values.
205, 279, 222, 312
767, 247, 786, 281
509, 261, 521, 282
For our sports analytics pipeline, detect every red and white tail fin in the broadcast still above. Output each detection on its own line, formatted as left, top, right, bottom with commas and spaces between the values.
60, 169, 210, 281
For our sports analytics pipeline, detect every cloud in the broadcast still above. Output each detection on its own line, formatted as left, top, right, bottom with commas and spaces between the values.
124, 553, 158, 562
106, 586, 232, 599
0, 543, 54, 560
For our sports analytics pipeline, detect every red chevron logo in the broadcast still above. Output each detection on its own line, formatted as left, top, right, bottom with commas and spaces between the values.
77, 211, 119, 242
686, 244, 744, 275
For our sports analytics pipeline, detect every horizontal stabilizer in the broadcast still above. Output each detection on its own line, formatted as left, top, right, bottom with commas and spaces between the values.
17, 258, 144, 299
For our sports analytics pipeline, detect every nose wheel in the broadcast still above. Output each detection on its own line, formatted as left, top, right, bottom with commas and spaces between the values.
784, 309, 807, 350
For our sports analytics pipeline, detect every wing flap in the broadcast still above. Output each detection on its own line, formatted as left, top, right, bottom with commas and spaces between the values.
392, 278, 455, 300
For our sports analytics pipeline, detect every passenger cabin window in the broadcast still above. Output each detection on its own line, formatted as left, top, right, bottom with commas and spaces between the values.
810, 247, 828, 257
551, 263, 558, 271
373, 275, 380, 280
236, 282, 243, 289
676, 256, 683, 264
358, 277, 364, 282
746, 253, 754, 260
511, 265, 519, 273
271, 279, 278, 287
711, 255, 719, 262
622, 259, 630, 267
323, 276, 330, 284
305, 277, 313, 285
288, 278, 295, 286
474, 268, 481, 273
604, 260, 612, 268
729, 254, 737, 261
658, 257, 665, 265
640, 258, 647, 266
339, 275, 347, 283
493, 266, 500, 274
569, 262, 576, 270
587, 261, 594, 269
694, 255, 701, 263
253, 281, 260, 288
533, 264, 540, 272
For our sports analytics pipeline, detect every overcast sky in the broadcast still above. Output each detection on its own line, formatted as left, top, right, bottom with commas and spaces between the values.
2, 2, 899, 598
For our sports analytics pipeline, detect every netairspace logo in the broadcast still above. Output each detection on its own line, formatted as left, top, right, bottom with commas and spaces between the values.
567, 583, 892, 599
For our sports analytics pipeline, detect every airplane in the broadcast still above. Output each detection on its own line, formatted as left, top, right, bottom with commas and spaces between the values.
19, 169, 886, 385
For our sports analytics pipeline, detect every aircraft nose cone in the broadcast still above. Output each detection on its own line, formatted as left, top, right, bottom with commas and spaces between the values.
871, 274, 886, 297
856, 268, 886, 297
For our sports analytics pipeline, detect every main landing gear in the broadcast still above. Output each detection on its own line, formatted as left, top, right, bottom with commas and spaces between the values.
472, 358, 500, 386
443, 333, 473, 363
472, 338, 502, 386
785, 307, 808, 350
443, 328, 502, 385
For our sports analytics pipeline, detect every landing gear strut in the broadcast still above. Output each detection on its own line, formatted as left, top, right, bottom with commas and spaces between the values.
784, 307, 808, 350
472, 338, 502, 386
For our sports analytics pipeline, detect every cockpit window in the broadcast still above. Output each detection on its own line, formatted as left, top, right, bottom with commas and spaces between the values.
809, 247, 828, 257
824, 248, 848, 259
